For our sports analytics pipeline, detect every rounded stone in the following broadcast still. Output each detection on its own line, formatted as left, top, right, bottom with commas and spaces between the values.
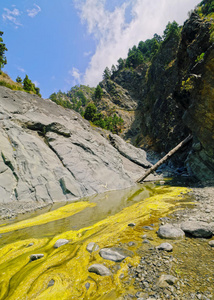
157, 224, 185, 240
54, 239, 69, 248
47, 279, 55, 287
208, 240, 214, 247
88, 264, 111, 276
30, 254, 44, 261
181, 221, 213, 238
99, 248, 126, 262
156, 242, 173, 252
86, 242, 99, 253
85, 282, 90, 290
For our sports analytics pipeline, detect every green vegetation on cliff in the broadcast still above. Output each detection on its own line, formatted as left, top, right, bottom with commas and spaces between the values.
49, 84, 124, 133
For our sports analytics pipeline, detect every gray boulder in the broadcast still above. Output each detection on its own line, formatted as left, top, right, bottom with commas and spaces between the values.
30, 254, 44, 261
88, 264, 112, 276
208, 240, 214, 247
181, 221, 213, 238
157, 224, 185, 240
99, 248, 127, 262
156, 242, 173, 252
54, 239, 69, 248
86, 242, 99, 253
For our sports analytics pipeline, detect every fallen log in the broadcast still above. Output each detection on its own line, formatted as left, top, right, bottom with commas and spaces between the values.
136, 134, 193, 183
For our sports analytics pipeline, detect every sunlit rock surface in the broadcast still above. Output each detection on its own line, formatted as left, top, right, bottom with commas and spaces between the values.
0, 86, 158, 215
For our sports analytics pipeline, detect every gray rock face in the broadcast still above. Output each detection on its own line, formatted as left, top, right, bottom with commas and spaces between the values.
30, 254, 44, 261
99, 248, 127, 262
181, 221, 213, 238
0, 86, 152, 216
88, 264, 112, 276
109, 134, 152, 169
156, 242, 173, 252
54, 239, 69, 248
86, 242, 99, 253
157, 224, 185, 240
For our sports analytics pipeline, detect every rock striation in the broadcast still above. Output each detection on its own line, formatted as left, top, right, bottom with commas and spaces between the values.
0, 86, 155, 216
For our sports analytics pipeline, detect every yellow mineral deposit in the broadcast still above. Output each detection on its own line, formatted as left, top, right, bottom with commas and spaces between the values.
0, 186, 192, 300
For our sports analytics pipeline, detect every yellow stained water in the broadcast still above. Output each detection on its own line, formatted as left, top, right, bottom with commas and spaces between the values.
0, 184, 192, 300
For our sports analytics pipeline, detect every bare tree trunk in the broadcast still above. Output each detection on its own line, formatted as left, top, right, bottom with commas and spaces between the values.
136, 134, 193, 183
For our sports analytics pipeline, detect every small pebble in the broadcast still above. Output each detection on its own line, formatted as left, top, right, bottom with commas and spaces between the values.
85, 282, 90, 290
128, 241, 135, 247
47, 279, 55, 287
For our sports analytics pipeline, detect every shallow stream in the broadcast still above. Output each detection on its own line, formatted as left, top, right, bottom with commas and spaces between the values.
0, 181, 209, 300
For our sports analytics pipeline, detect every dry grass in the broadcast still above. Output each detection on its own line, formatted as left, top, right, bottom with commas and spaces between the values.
0, 71, 24, 91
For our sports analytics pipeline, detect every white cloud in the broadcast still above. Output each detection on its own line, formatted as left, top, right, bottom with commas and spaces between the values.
70, 67, 81, 81
27, 4, 41, 18
84, 51, 92, 57
75, 0, 199, 87
2, 7, 22, 28
65, 67, 82, 86
17, 66, 26, 73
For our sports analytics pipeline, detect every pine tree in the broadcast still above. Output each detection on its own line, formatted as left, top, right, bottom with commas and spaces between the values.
94, 84, 103, 100
103, 67, 111, 80
0, 31, 7, 71
84, 103, 97, 121
16, 76, 22, 84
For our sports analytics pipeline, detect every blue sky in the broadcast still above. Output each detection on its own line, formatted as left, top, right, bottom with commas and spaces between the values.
1, 0, 200, 98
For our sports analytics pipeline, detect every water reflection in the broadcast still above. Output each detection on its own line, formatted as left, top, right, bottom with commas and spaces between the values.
0, 183, 157, 245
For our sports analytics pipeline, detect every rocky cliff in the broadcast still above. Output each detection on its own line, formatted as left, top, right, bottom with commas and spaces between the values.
100, 11, 214, 181
0, 86, 157, 217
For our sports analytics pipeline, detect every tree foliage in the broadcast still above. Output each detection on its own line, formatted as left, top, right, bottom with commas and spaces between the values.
103, 67, 111, 80
0, 31, 7, 71
125, 34, 162, 68
163, 21, 181, 41
199, 0, 214, 14
94, 84, 103, 100
84, 103, 97, 121
84, 103, 124, 133
22, 75, 41, 97
16, 76, 22, 83
117, 58, 125, 70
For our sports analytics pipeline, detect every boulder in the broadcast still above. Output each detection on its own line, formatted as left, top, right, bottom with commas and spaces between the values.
86, 242, 99, 253
30, 254, 44, 261
156, 242, 173, 252
88, 264, 112, 276
181, 221, 213, 238
99, 248, 127, 262
157, 224, 185, 240
208, 240, 214, 247
54, 239, 69, 248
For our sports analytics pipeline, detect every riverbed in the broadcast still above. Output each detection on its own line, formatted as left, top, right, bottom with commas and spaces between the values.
0, 181, 213, 300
